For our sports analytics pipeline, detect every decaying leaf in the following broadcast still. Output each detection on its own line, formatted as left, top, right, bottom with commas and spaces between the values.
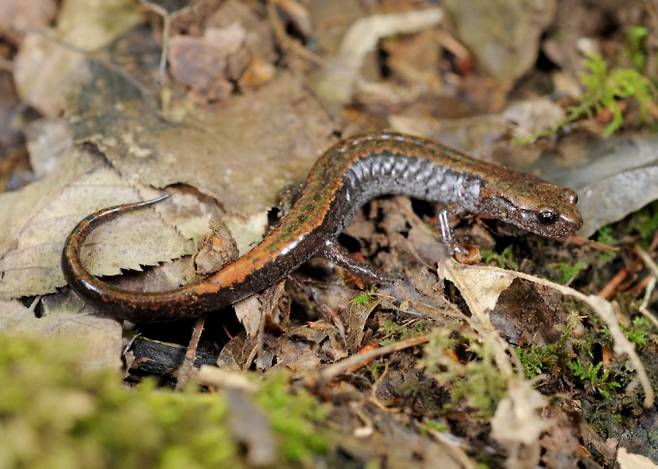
0, 0, 56, 44
13, 0, 142, 116
491, 379, 548, 456
440, 259, 654, 407
76, 71, 337, 221
443, 0, 555, 85
0, 293, 122, 370
313, 7, 443, 105
0, 146, 189, 299
617, 447, 658, 469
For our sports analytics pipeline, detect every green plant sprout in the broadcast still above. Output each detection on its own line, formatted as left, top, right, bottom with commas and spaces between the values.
551, 260, 587, 285
480, 245, 519, 270
627, 26, 649, 69
567, 53, 656, 137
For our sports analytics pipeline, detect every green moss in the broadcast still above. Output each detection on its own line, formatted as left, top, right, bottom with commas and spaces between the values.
594, 227, 618, 264
516, 343, 562, 379
254, 373, 330, 463
623, 316, 655, 347
379, 319, 429, 346
568, 360, 622, 399
420, 329, 507, 418
350, 286, 378, 307
567, 53, 656, 137
517, 51, 656, 143
628, 201, 658, 246
0, 334, 330, 468
481, 245, 519, 270
549, 260, 587, 285
419, 419, 449, 434
627, 25, 649, 69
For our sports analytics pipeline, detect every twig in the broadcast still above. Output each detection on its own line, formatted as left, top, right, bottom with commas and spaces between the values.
309, 335, 429, 386
140, 0, 172, 84
175, 316, 206, 389
266, 0, 327, 67
635, 245, 658, 280
598, 265, 630, 299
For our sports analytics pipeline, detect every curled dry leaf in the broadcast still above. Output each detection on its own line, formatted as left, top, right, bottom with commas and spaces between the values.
442, 0, 556, 85
491, 379, 548, 449
0, 146, 189, 299
313, 7, 443, 105
440, 259, 654, 407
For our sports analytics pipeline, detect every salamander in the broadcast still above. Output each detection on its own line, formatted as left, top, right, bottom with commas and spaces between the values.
61, 132, 583, 321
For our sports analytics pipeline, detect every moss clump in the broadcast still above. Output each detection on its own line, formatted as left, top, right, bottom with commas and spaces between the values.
0, 334, 330, 468
254, 373, 330, 463
379, 319, 429, 346
420, 329, 507, 418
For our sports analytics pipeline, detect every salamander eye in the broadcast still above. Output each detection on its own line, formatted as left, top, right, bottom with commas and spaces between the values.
537, 209, 558, 225
562, 189, 578, 204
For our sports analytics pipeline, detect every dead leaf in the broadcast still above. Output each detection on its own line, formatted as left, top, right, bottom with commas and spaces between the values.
168, 23, 249, 102
75, 71, 337, 219
233, 295, 262, 339
617, 447, 658, 469
443, 0, 555, 85
14, 0, 142, 116
0, 146, 189, 299
490, 278, 568, 346
491, 379, 548, 446
0, 0, 56, 44
313, 7, 443, 105
0, 292, 122, 370
195, 218, 239, 275
25, 118, 73, 179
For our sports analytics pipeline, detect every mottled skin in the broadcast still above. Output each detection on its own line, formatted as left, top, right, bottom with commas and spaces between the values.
62, 132, 582, 321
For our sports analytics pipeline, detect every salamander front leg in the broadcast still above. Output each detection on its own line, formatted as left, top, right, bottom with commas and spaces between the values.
436, 208, 475, 260
318, 240, 399, 285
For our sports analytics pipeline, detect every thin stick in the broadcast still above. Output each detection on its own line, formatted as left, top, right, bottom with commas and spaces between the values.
312, 335, 429, 385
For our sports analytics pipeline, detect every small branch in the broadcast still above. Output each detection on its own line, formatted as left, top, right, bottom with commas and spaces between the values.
308, 335, 429, 387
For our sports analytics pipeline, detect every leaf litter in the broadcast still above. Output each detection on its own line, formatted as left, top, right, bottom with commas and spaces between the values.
1, 0, 658, 467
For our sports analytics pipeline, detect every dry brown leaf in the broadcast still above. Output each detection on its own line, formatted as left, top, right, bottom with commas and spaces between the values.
0, 146, 189, 299
14, 0, 142, 115
0, 0, 56, 43
233, 295, 262, 339
440, 259, 654, 407
491, 379, 548, 462
25, 118, 73, 179
313, 7, 444, 105
442, 0, 555, 85
77, 72, 336, 220
617, 447, 658, 469
0, 293, 122, 370
168, 23, 249, 101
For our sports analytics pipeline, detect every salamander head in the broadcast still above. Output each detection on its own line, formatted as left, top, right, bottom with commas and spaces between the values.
479, 179, 583, 239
